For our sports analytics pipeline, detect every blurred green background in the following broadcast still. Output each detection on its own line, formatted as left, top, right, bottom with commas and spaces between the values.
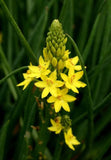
0, 0, 111, 160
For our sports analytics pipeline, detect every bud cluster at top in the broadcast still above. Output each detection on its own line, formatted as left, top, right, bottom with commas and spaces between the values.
43, 19, 69, 71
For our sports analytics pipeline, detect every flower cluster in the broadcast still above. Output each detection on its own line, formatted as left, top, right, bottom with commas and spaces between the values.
17, 19, 86, 150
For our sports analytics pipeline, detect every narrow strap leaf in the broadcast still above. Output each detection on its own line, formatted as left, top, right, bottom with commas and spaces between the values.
0, 66, 28, 84
0, 0, 37, 64
0, 121, 9, 160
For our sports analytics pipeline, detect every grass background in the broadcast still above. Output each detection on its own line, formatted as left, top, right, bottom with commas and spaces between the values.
0, 0, 111, 160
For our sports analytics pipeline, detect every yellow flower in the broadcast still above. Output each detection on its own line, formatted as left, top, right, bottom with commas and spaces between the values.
17, 70, 34, 90
61, 69, 86, 93
28, 56, 50, 78
64, 128, 80, 150
65, 56, 82, 71
62, 50, 70, 61
47, 88, 76, 112
48, 117, 63, 134
34, 70, 64, 98
17, 56, 50, 90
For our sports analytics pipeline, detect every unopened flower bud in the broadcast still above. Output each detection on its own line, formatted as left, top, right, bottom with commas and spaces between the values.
58, 59, 64, 70
61, 115, 72, 131
46, 19, 67, 59
52, 57, 57, 67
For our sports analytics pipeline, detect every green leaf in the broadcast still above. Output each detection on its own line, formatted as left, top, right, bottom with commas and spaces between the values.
93, 132, 111, 160
0, 0, 37, 64
94, 106, 111, 138
59, 0, 74, 49
83, 13, 100, 62
30, 9, 48, 57
78, 0, 93, 52
0, 66, 28, 85
0, 121, 9, 160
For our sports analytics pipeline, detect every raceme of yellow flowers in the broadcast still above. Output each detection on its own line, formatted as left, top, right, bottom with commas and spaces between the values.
17, 19, 86, 151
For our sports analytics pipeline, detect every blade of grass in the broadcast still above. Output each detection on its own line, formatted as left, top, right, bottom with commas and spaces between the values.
4, 84, 34, 159
1, 63, 18, 100
13, 6, 48, 67
104, 155, 111, 160
0, 66, 28, 84
59, 0, 74, 36
0, 120, 9, 160
0, 0, 37, 64
99, 0, 111, 63
78, 0, 93, 52
94, 106, 111, 138
66, 34, 94, 151
17, 99, 37, 160
72, 92, 111, 125
29, 9, 48, 57
52, 0, 59, 19
7, 0, 13, 65
88, 54, 111, 79
0, 44, 19, 99
13, 0, 55, 68
93, 0, 111, 103
53, 134, 63, 160
83, 13, 100, 62
93, 132, 111, 160
91, 14, 105, 66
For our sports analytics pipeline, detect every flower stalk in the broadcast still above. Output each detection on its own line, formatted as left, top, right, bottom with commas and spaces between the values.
17, 19, 87, 152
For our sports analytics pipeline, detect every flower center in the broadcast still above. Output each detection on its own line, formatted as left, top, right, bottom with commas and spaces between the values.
27, 70, 31, 74
46, 78, 53, 86
70, 75, 75, 83
57, 95, 62, 100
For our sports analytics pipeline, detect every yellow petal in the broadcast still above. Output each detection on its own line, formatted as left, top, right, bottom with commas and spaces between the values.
71, 137, 80, 145
61, 88, 68, 95
17, 79, 32, 90
63, 95, 76, 102
74, 81, 86, 88
34, 81, 46, 88
56, 81, 64, 87
71, 86, 79, 93
74, 65, 82, 71
28, 66, 39, 72
64, 132, 75, 151
65, 82, 71, 89
72, 56, 79, 65
61, 73, 68, 82
50, 87, 57, 97
42, 87, 49, 98
39, 56, 44, 65
50, 70, 57, 81
75, 71, 84, 80
54, 101, 61, 113
47, 96, 56, 103
62, 102, 70, 112
68, 68, 74, 77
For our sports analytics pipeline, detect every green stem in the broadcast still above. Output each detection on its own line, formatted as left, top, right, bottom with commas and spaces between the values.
2, 63, 18, 100
0, 44, 19, 99
66, 34, 94, 151
0, 45, 10, 71
7, 0, 13, 65
0, 66, 28, 84
0, 0, 37, 64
